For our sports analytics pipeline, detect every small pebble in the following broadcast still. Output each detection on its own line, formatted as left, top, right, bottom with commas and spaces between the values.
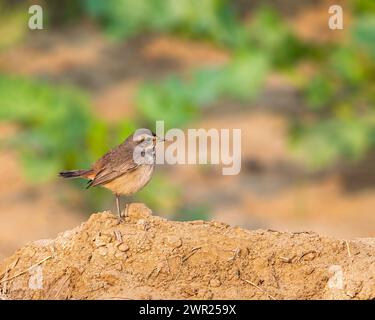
94, 234, 112, 247
115, 251, 128, 260
118, 243, 130, 252
165, 236, 182, 248
97, 247, 108, 256
209, 279, 221, 287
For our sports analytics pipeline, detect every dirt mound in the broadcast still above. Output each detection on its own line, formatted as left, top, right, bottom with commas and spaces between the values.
0, 204, 374, 300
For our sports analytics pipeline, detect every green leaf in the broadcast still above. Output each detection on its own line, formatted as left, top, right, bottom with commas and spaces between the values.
352, 15, 375, 59
305, 75, 335, 110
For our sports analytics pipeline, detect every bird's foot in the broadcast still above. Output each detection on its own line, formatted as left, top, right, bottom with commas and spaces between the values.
116, 204, 129, 224
122, 204, 129, 218
116, 216, 125, 224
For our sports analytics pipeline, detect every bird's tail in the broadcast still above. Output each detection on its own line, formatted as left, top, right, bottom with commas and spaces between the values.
59, 169, 92, 179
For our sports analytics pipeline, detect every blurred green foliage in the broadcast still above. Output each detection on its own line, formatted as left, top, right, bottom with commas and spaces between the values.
291, 117, 374, 169
353, 0, 375, 14
81, 1, 308, 132
0, 75, 109, 182
86, 0, 367, 172
84, 0, 243, 47
1, 1, 370, 173
352, 15, 375, 59
136, 52, 269, 128
0, 1, 28, 50
0, 74, 180, 214
245, 7, 308, 67
293, 11, 375, 168
174, 205, 211, 221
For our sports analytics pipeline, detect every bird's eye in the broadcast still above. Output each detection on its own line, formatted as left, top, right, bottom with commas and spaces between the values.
134, 134, 146, 142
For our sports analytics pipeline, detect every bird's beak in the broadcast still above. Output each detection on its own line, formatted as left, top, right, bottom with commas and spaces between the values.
155, 136, 170, 142
154, 136, 163, 143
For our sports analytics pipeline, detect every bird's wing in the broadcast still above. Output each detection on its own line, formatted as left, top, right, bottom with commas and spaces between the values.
88, 165, 138, 188
88, 142, 139, 188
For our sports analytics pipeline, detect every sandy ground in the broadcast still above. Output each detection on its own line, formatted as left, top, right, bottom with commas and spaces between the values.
0, 204, 374, 300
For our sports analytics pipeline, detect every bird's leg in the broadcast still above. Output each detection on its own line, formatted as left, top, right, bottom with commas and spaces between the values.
123, 203, 129, 218
115, 194, 123, 223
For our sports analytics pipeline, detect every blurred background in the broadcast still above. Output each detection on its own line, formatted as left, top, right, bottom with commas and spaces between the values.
0, 0, 374, 259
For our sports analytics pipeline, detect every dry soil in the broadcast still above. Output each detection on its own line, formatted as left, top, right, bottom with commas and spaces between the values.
0, 204, 374, 300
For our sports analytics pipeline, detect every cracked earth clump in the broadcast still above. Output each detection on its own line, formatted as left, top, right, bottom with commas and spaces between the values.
0, 204, 374, 300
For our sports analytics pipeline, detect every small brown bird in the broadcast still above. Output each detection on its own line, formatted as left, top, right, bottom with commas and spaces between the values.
59, 128, 164, 221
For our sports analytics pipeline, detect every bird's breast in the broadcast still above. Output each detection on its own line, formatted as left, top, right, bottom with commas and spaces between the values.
102, 165, 154, 196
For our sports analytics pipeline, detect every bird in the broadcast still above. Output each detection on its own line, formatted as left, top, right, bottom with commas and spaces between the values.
59, 128, 164, 221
